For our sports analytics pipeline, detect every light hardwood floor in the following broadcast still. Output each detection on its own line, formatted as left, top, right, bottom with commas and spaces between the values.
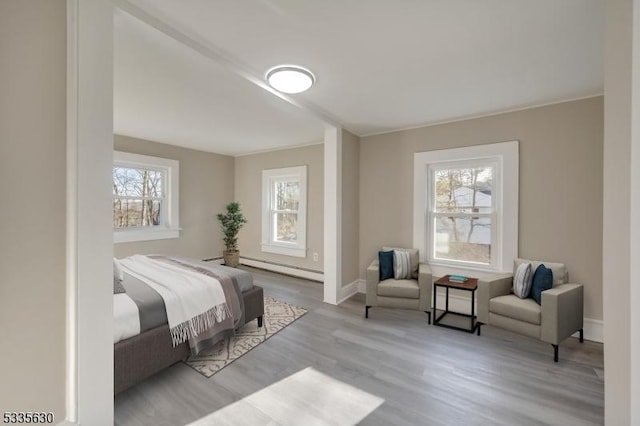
114, 267, 604, 426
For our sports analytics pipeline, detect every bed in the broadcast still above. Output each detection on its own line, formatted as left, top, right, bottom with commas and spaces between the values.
113, 256, 264, 394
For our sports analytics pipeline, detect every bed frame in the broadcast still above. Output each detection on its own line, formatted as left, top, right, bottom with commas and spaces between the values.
114, 285, 264, 394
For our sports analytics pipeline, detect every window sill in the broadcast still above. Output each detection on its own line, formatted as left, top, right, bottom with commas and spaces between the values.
114, 228, 180, 243
428, 260, 509, 280
261, 243, 306, 258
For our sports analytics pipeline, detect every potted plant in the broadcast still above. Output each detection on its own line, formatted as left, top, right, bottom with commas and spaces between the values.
217, 202, 247, 268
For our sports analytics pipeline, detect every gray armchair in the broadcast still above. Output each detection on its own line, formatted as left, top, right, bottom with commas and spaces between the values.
365, 247, 432, 324
477, 258, 584, 362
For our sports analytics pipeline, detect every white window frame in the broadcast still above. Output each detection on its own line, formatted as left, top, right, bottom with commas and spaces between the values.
413, 141, 518, 274
261, 165, 307, 258
113, 151, 180, 243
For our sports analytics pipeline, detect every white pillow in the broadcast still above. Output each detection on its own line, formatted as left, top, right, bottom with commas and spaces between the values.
113, 257, 124, 282
393, 250, 411, 280
113, 258, 126, 294
513, 262, 533, 298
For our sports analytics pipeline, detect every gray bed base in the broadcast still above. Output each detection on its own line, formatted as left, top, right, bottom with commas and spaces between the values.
115, 285, 264, 394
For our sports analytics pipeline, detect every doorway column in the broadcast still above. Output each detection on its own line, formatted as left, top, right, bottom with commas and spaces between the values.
603, 0, 640, 424
324, 126, 342, 305
66, 0, 114, 423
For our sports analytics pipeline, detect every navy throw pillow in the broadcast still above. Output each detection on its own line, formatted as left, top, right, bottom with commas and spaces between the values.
379, 250, 394, 281
531, 264, 553, 305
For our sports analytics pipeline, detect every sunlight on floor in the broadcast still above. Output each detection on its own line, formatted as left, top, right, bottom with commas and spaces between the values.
186, 367, 385, 426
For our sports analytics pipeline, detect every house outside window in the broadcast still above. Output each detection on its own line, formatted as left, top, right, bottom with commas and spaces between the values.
413, 141, 518, 272
113, 151, 180, 243
262, 166, 307, 257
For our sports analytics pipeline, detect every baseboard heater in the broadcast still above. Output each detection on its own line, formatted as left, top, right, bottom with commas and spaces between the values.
203, 256, 324, 282
245, 257, 325, 282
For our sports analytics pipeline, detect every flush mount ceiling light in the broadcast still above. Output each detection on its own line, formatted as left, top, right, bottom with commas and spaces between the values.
266, 65, 315, 94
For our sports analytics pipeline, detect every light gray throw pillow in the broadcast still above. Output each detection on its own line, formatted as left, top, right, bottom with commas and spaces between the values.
383, 247, 419, 279
513, 262, 533, 298
393, 250, 412, 279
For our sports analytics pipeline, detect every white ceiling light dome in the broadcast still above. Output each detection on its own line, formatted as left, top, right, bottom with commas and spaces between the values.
266, 65, 315, 94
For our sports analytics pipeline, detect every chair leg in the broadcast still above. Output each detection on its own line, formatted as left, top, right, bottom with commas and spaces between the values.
579, 328, 584, 343
552, 344, 559, 362
257, 315, 263, 328
365, 305, 371, 318
424, 311, 431, 325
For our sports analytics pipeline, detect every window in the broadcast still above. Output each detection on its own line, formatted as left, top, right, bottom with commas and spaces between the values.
413, 141, 518, 272
113, 151, 180, 243
430, 161, 497, 266
262, 166, 307, 257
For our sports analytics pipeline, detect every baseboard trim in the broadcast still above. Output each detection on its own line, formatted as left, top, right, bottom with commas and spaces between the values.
578, 318, 603, 343
337, 279, 363, 305
239, 257, 324, 282
356, 283, 603, 343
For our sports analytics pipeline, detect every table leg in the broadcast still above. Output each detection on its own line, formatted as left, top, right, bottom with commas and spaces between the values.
471, 289, 475, 330
433, 283, 437, 314
445, 287, 449, 312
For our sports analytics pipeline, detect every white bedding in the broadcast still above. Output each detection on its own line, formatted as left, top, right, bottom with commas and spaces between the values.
113, 293, 140, 344
118, 255, 231, 346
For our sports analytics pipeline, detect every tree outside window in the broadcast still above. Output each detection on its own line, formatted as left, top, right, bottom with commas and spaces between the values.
113, 166, 165, 228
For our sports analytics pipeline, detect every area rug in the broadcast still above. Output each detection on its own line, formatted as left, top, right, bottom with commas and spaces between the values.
185, 296, 307, 377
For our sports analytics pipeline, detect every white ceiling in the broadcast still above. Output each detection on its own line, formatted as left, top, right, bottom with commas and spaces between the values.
114, 8, 325, 156
114, 0, 604, 156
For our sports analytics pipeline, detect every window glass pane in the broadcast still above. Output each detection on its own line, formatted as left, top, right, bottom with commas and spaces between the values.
434, 167, 492, 213
146, 170, 163, 197
113, 199, 162, 228
275, 212, 298, 242
274, 181, 299, 210
113, 167, 163, 198
433, 216, 491, 264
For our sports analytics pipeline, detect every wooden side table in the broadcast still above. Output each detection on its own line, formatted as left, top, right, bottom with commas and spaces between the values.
433, 275, 481, 335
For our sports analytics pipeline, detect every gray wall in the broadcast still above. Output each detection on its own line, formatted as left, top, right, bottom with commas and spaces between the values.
0, 0, 67, 416
359, 97, 603, 321
114, 135, 235, 260
341, 130, 360, 286
234, 144, 324, 271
